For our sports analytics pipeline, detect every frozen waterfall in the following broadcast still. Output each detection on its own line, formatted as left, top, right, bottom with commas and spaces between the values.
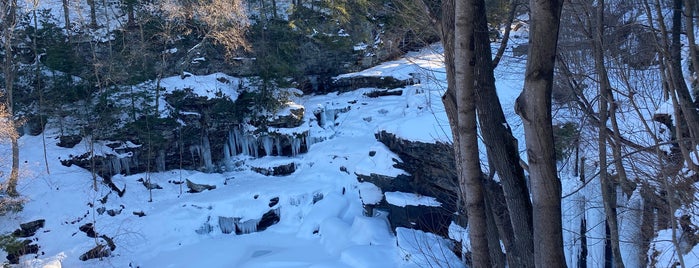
223, 126, 308, 159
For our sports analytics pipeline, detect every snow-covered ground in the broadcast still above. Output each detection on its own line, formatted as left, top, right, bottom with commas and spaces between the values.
0, 45, 471, 268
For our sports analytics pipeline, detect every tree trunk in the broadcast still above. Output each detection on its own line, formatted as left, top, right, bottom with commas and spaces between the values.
62, 0, 71, 32
515, 0, 566, 266
454, 0, 491, 266
686, 0, 699, 98
671, 0, 699, 148
2, 0, 20, 197
87, 0, 97, 28
484, 190, 506, 268
591, 1, 625, 267
492, 0, 518, 68
484, 179, 518, 267
472, 0, 534, 267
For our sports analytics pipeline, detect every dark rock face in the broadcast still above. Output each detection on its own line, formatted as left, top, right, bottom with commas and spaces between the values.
6, 240, 39, 264
216, 208, 281, 235
12, 219, 45, 238
56, 135, 82, 148
256, 208, 281, 233
358, 131, 458, 237
374, 131, 458, 209
5, 220, 45, 264
186, 179, 216, 193
251, 162, 297, 176
79, 240, 113, 261
79, 223, 97, 238
267, 106, 305, 128
332, 75, 418, 93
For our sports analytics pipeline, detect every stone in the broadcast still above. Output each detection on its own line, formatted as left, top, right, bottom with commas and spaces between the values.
5, 240, 39, 264
12, 219, 45, 238
251, 162, 296, 176
268, 197, 279, 207
356, 131, 459, 237
79, 223, 97, 238
79, 244, 110, 261
257, 208, 280, 232
186, 179, 216, 193
57, 135, 82, 148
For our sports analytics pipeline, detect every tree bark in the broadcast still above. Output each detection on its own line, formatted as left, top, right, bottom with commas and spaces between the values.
87, 0, 97, 28
62, 0, 71, 32
515, 0, 566, 266
454, 0, 491, 266
686, 0, 699, 98
591, 1, 625, 267
472, 0, 534, 267
670, 0, 699, 148
2, 0, 20, 197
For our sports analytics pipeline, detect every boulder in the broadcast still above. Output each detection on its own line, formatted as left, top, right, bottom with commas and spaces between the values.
5, 240, 39, 264
186, 179, 216, 193
12, 219, 45, 238
357, 131, 459, 237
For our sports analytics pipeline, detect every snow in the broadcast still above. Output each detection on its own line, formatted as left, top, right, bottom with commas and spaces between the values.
357, 182, 383, 205
384, 192, 441, 208
3, 9, 695, 265
0, 43, 472, 267
159, 72, 242, 102
395, 227, 464, 268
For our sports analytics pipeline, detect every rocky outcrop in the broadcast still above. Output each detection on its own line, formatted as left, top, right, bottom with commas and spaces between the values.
12, 219, 45, 238
5, 220, 45, 264
186, 179, 216, 193
251, 162, 297, 176
332, 75, 418, 93
374, 131, 458, 205
358, 131, 459, 237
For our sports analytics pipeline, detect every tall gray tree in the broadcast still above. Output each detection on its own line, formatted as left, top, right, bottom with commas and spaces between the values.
1, 0, 20, 197
453, 0, 491, 265
515, 0, 566, 266
471, 1, 534, 266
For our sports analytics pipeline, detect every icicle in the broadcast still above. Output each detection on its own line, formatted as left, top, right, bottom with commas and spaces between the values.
121, 157, 131, 175
249, 136, 259, 158
202, 135, 213, 172
218, 216, 240, 234
156, 150, 166, 171
190, 145, 200, 160
240, 131, 250, 156
236, 218, 260, 234
274, 137, 282, 156
291, 137, 301, 156
319, 106, 327, 128
228, 128, 239, 156
262, 136, 273, 156
223, 143, 231, 162
110, 157, 122, 175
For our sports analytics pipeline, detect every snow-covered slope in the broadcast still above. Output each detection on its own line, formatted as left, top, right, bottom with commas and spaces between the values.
0, 45, 467, 268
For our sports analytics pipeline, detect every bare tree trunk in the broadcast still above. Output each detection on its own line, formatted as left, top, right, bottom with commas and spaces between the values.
515, 0, 566, 266
484, 192, 506, 268
472, 0, 534, 267
686, 0, 699, 98
649, 0, 699, 164
492, 0, 519, 68
670, 0, 699, 150
87, 0, 97, 28
271, 0, 277, 18
31, 3, 50, 175
62, 0, 71, 32
591, 1, 624, 267
2, 0, 20, 197
454, 0, 491, 265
